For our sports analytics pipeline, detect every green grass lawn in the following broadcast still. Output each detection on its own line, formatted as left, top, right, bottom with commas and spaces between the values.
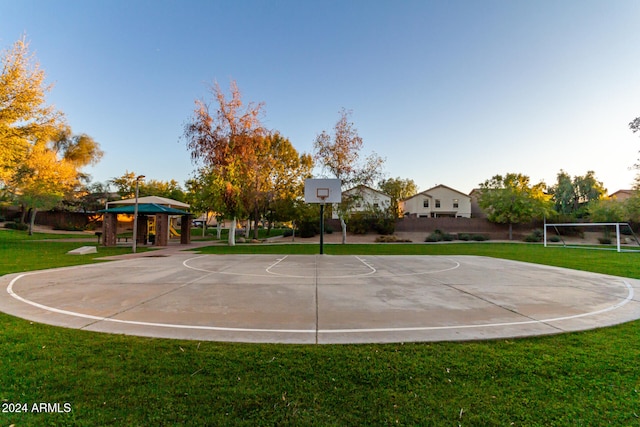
0, 229, 143, 275
190, 227, 288, 241
1, 231, 639, 426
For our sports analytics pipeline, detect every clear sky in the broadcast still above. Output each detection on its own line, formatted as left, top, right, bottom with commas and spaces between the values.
2, 0, 639, 195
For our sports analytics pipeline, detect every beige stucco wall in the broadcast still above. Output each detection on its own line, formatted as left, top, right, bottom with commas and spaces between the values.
333, 187, 391, 219
401, 186, 471, 218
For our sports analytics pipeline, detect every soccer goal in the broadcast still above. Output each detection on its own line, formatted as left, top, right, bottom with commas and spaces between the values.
543, 222, 640, 253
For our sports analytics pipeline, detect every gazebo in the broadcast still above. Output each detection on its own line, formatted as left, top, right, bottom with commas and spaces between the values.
99, 197, 192, 247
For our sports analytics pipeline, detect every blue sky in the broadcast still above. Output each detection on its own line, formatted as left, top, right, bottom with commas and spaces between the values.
2, 0, 639, 194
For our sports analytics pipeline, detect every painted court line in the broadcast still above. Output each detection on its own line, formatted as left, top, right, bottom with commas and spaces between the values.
183, 255, 461, 279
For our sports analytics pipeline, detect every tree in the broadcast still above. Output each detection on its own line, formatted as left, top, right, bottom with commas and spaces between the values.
51, 127, 103, 169
588, 198, 627, 241
588, 198, 626, 223
142, 179, 186, 201
110, 171, 185, 201
1, 37, 65, 186
574, 171, 606, 209
10, 141, 77, 234
313, 108, 385, 243
1, 38, 103, 226
378, 177, 418, 218
249, 133, 313, 239
548, 170, 606, 218
110, 171, 139, 199
185, 167, 226, 238
78, 181, 113, 213
548, 170, 574, 215
478, 173, 551, 240
624, 191, 640, 223
182, 80, 267, 245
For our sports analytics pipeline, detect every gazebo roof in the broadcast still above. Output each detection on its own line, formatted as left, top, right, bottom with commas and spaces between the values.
99, 203, 191, 215
106, 196, 190, 209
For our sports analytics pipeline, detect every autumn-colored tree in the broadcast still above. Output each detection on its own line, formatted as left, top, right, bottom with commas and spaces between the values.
478, 173, 551, 240
378, 177, 419, 217
0, 37, 65, 186
1, 38, 103, 228
11, 142, 77, 234
183, 80, 267, 245
51, 127, 103, 169
313, 108, 385, 243
247, 132, 313, 238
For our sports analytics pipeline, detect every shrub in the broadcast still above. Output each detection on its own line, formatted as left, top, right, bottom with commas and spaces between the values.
548, 236, 561, 242
471, 234, 489, 241
524, 229, 544, 243
458, 233, 471, 241
348, 213, 371, 235
53, 223, 85, 231
298, 220, 319, 238
373, 217, 395, 235
283, 229, 294, 238
425, 229, 455, 242
5, 221, 29, 231
375, 235, 412, 243
598, 237, 612, 245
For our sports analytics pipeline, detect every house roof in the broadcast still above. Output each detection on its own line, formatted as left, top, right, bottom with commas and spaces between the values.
401, 184, 470, 202
106, 196, 190, 209
342, 185, 390, 198
99, 203, 191, 215
609, 189, 633, 198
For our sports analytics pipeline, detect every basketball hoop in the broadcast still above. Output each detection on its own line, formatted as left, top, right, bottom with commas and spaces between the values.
316, 188, 329, 204
304, 179, 341, 204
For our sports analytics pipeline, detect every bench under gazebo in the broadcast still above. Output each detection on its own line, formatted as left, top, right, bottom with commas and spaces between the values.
99, 197, 192, 247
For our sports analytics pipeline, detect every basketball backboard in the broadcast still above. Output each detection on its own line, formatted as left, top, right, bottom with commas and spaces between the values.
304, 178, 342, 204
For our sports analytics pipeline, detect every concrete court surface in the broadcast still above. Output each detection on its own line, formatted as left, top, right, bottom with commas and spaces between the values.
1, 254, 639, 344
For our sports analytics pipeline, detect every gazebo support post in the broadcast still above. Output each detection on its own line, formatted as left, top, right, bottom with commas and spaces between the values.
180, 215, 191, 244
155, 214, 169, 246
103, 213, 117, 246
136, 215, 148, 245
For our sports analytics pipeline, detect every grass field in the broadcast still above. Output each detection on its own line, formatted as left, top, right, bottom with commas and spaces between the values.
1, 229, 639, 426
0, 229, 143, 274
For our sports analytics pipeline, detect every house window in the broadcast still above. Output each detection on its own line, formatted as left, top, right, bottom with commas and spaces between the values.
453, 199, 459, 208
373, 203, 379, 209
435, 199, 441, 208
423, 199, 429, 208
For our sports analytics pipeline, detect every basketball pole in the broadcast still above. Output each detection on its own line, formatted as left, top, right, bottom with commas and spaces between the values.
319, 202, 325, 255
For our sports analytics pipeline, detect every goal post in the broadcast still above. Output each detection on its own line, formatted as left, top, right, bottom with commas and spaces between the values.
543, 221, 640, 253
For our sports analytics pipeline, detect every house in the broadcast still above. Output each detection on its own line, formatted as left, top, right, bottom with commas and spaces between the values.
332, 185, 391, 219
400, 185, 471, 218
609, 189, 634, 201
469, 188, 486, 218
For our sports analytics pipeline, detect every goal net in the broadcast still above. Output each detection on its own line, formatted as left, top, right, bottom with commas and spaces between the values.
543, 222, 640, 253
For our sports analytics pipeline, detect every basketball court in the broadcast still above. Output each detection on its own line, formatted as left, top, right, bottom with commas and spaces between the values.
2, 253, 639, 344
